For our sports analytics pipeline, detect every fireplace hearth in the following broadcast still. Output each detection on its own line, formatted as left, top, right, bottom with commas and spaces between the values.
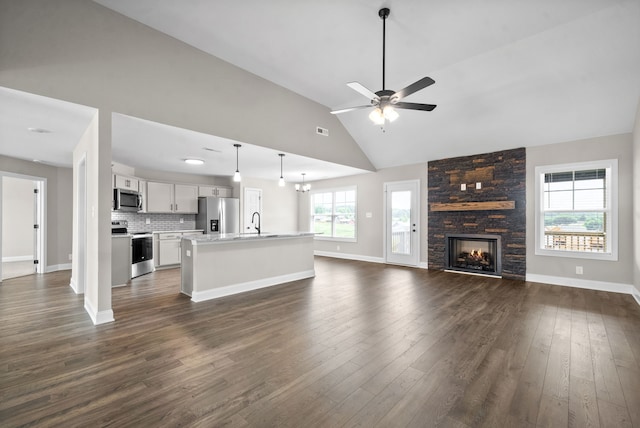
446, 234, 501, 277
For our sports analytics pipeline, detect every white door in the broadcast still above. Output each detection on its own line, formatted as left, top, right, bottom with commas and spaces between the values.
243, 188, 262, 233
385, 180, 420, 266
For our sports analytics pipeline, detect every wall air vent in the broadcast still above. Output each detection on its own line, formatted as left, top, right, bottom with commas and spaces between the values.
316, 127, 329, 137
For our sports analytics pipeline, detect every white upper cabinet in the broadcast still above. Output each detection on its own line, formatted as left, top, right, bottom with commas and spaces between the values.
198, 185, 232, 198
174, 184, 198, 213
146, 182, 198, 213
146, 181, 173, 213
114, 174, 139, 192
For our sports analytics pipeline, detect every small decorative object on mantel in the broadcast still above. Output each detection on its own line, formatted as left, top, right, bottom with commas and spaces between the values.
430, 201, 515, 212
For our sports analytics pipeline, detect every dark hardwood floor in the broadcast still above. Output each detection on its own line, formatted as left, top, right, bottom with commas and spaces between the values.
1, 257, 639, 427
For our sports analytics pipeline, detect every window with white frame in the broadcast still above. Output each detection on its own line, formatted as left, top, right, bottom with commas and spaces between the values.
535, 159, 617, 260
311, 187, 356, 240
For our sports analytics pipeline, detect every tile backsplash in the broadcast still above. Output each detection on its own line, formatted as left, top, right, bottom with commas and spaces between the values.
111, 212, 197, 233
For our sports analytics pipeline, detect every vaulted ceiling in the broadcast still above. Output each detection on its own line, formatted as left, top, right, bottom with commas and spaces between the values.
93, 0, 640, 169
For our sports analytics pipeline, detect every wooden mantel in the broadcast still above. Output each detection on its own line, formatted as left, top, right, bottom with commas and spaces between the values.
430, 201, 516, 212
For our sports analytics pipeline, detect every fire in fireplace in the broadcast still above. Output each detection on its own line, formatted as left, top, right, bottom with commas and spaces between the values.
445, 234, 501, 276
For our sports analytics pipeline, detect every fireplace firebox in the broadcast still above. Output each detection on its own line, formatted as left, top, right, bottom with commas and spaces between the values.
445, 234, 501, 277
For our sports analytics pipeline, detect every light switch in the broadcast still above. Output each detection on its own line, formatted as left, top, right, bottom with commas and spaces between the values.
476, 182, 482, 189
460, 183, 466, 191
146, 218, 151, 224
366, 212, 373, 218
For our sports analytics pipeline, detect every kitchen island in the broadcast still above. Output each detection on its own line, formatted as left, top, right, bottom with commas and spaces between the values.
180, 232, 315, 302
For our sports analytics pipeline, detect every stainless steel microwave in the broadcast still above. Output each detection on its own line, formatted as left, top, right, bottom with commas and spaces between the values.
113, 188, 142, 212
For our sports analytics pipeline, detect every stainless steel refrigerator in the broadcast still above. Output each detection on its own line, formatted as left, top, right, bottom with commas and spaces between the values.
196, 197, 240, 234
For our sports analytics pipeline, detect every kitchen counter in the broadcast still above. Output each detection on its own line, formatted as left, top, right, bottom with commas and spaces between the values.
185, 231, 314, 244
180, 232, 315, 302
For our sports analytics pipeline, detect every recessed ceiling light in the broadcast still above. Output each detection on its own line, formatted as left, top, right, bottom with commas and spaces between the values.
28, 127, 51, 133
184, 158, 204, 165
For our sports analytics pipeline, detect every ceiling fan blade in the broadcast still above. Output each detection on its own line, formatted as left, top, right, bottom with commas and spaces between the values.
347, 82, 379, 101
330, 105, 372, 115
393, 77, 435, 101
394, 102, 437, 111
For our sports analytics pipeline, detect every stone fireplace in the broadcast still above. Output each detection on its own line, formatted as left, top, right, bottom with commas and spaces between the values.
428, 148, 526, 280
446, 234, 502, 276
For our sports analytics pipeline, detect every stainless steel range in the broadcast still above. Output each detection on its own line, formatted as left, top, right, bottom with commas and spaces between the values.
111, 220, 154, 278
131, 232, 154, 278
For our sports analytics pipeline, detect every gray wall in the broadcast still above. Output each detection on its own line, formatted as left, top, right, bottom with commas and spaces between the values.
526, 133, 634, 285
300, 163, 428, 263
634, 101, 640, 292
239, 178, 299, 233
2, 176, 34, 259
0, 0, 374, 172
0, 156, 73, 269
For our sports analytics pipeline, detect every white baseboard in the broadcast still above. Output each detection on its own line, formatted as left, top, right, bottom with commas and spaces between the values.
69, 277, 80, 294
46, 263, 71, 273
2, 255, 33, 262
84, 298, 115, 325
190, 269, 315, 303
526, 273, 639, 306
314, 251, 385, 264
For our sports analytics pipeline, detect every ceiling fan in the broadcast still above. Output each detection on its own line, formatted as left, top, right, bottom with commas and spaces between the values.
331, 7, 436, 125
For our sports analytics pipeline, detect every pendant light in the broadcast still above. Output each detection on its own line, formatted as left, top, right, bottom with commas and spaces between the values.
295, 173, 311, 193
233, 144, 241, 182
278, 153, 285, 187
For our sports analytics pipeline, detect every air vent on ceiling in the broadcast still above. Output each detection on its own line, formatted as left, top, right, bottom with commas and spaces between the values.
316, 127, 329, 137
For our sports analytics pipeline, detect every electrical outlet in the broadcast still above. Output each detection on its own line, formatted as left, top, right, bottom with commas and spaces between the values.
460, 183, 466, 191
337, 245, 341, 251
180, 218, 184, 224
576, 266, 583, 275
476, 182, 482, 189
146, 218, 151, 224
186, 250, 191, 257
366, 212, 372, 218
68, 253, 72, 261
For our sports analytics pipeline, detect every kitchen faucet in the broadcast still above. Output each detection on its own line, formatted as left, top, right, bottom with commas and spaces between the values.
251, 211, 261, 235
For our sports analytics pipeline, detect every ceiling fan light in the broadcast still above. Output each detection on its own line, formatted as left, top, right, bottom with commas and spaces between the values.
369, 108, 385, 125
383, 106, 399, 122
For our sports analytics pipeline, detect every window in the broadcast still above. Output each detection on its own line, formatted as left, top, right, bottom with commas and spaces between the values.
535, 159, 617, 260
311, 187, 356, 240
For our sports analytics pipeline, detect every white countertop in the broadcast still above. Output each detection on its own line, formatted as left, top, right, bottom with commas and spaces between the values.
184, 232, 314, 245
152, 229, 203, 234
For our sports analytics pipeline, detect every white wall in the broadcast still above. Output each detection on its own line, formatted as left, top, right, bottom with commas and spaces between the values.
299, 163, 428, 264
526, 133, 634, 287
2, 176, 34, 259
72, 112, 113, 324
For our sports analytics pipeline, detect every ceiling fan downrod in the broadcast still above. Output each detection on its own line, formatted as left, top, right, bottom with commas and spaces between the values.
379, 8, 390, 91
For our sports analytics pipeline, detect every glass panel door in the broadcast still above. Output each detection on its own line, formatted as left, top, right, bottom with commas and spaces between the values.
385, 180, 420, 266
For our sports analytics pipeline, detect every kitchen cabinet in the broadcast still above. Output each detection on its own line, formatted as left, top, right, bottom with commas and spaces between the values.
146, 182, 198, 213
198, 185, 232, 198
155, 230, 203, 268
111, 235, 132, 286
114, 174, 139, 192
175, 184, 198, 213
158, 232, 182, 266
